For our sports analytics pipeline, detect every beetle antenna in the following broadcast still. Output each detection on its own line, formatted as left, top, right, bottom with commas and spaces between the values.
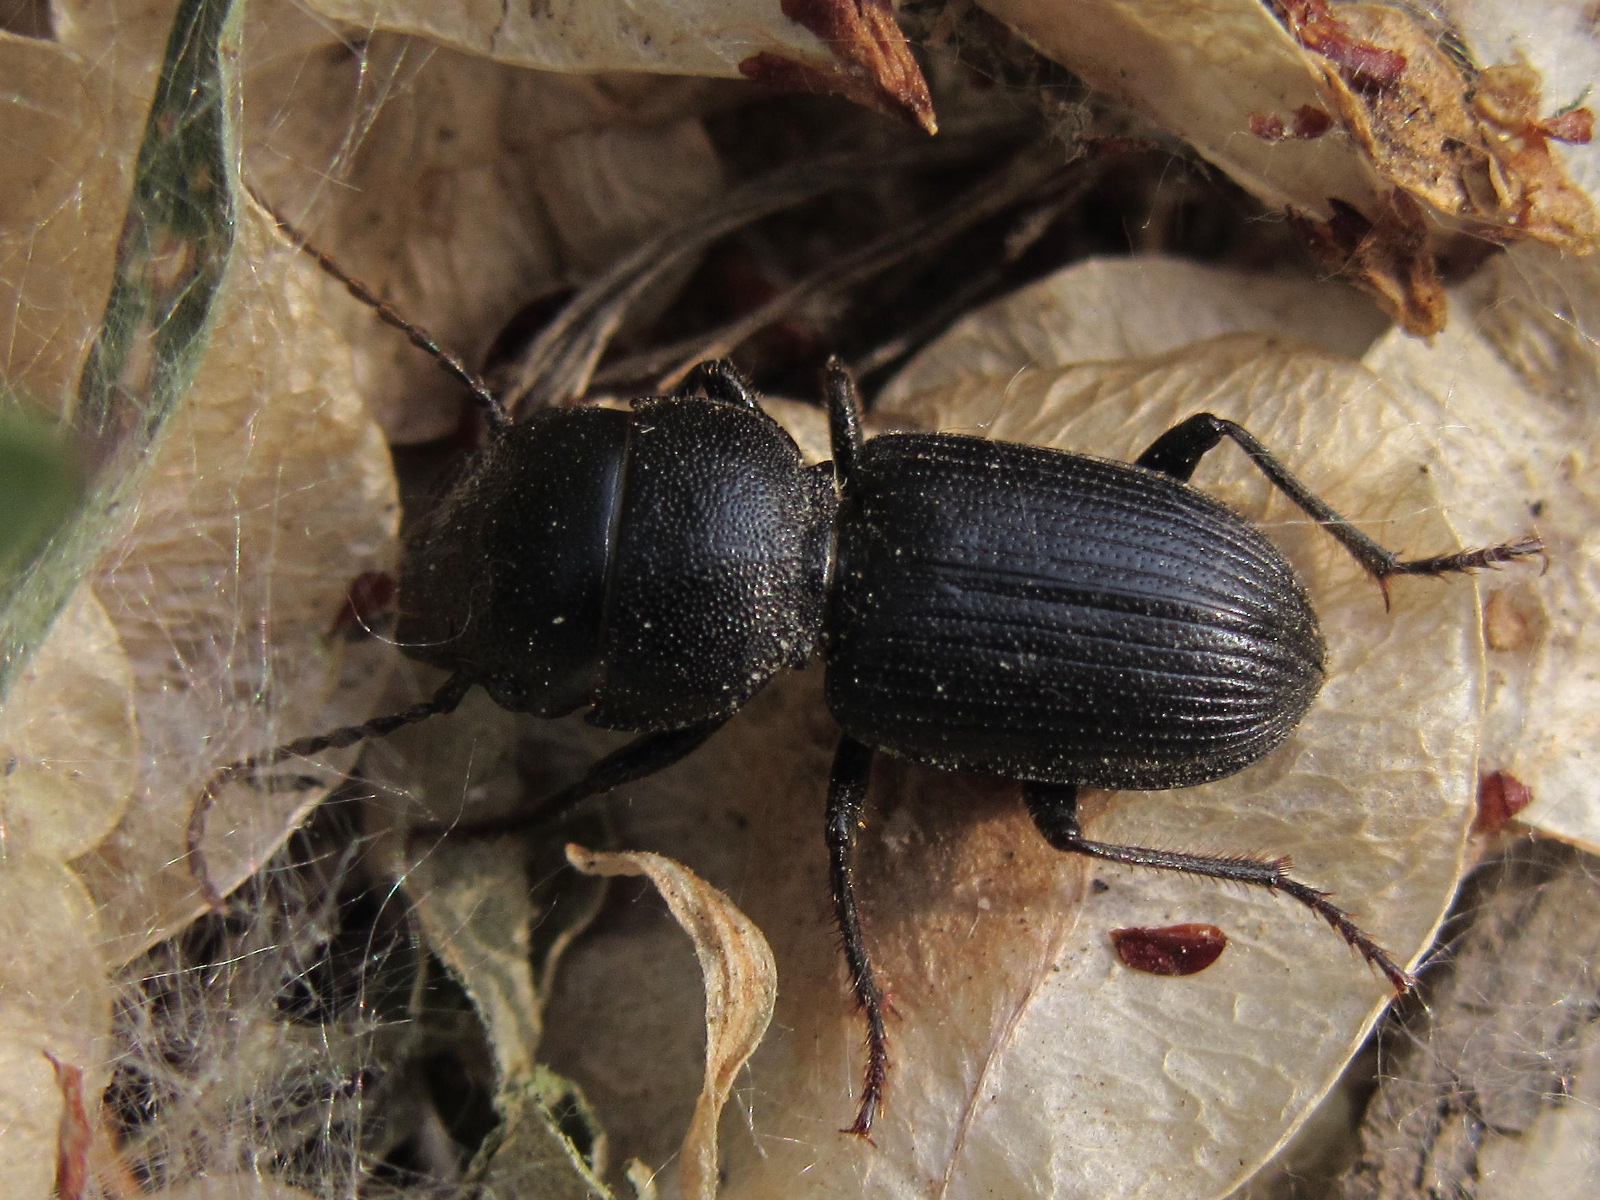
186, 671, 475, 911
245, 183, 509, 433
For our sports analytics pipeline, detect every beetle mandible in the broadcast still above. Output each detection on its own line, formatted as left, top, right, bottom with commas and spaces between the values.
188, 225, 1543, 1138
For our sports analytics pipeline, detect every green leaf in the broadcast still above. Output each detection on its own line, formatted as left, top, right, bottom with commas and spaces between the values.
0, 0, 242, 697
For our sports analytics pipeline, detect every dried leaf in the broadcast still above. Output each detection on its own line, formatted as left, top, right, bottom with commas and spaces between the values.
1289, 190, 1447, 336
0, 588, 136, 863
473, 1071, 613, 1200
974, 1, 1600, 333
1346, 842, 1600, 1200
0, 857, 112, 1200
567, 845, 776, 1200
1360, 244, 1600, 852
1304, 7, 1600, 254
738, 0, 936, 133
973, 0, 1385, 214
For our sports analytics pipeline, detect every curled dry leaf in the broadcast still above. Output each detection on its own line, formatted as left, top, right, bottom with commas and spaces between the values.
973, 1, 1600, 332
737, 0, 936, 133
567, 845, 777, 1200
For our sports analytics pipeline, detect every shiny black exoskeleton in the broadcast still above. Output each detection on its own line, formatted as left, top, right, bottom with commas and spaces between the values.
189, 324, 1541, 1137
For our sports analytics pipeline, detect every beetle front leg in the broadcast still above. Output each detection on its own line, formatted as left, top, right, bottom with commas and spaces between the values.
823, 358, 865, 488
1021, 781, 1414, 994
678, 359, 761, 409
1135, 414, 1543, 591
187, 671, 476, 910
825, 734, 892, 1138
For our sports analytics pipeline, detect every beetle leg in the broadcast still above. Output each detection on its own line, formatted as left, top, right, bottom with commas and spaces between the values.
1022, 781, 1415, 994
677, 359, 761, 408
409, 717, 732, 844
187, 670, 476, 911
823, 358, 865, 488
825, 734, 891, 1138
1135, 414, 1542, 591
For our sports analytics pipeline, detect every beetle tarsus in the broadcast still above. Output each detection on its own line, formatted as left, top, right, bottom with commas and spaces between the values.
1272, 877, 1414, 994
678, 359, 762, 409
1022, 781, 1415, 995
1375, 534, 1547, 581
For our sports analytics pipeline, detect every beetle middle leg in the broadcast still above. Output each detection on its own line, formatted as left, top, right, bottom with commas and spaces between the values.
1135, 414, 1542, 592
825, 734, 892, 1138
1021, 781, 1414, 993
410, 717, 732, 841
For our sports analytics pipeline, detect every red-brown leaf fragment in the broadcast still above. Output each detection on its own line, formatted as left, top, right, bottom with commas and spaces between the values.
1292, 104, 1333, 139
330, 569, 396, 641
1290, 192, 1446, 335
1111, 923, 1229, 977
741, 0, 936, 133
1474, 771, 1533, 835
1279, 0, 1407, 90
45, 1053, 90, 1200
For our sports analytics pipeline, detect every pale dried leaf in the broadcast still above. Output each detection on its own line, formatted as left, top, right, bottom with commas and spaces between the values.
975, 0, 1379, 216
1360, 244, 1600, 851
3, 14, 397, 961
474, 1072, 614, 1200
0, 587, 135, 862
0, 856, 112, 1200
0, 30, 134, 417
303, 0, 932, 130
567, 845, 776, 1200
883, 257, 1391, 404
373, 687, 545, 1078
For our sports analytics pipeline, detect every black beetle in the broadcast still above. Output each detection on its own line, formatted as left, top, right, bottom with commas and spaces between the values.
188, 233, 1542, 1137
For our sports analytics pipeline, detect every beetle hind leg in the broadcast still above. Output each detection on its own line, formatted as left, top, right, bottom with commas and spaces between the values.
1022, 781, 1414, 994
1135, 413, 1543, 590
826, 735, 892, 1138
